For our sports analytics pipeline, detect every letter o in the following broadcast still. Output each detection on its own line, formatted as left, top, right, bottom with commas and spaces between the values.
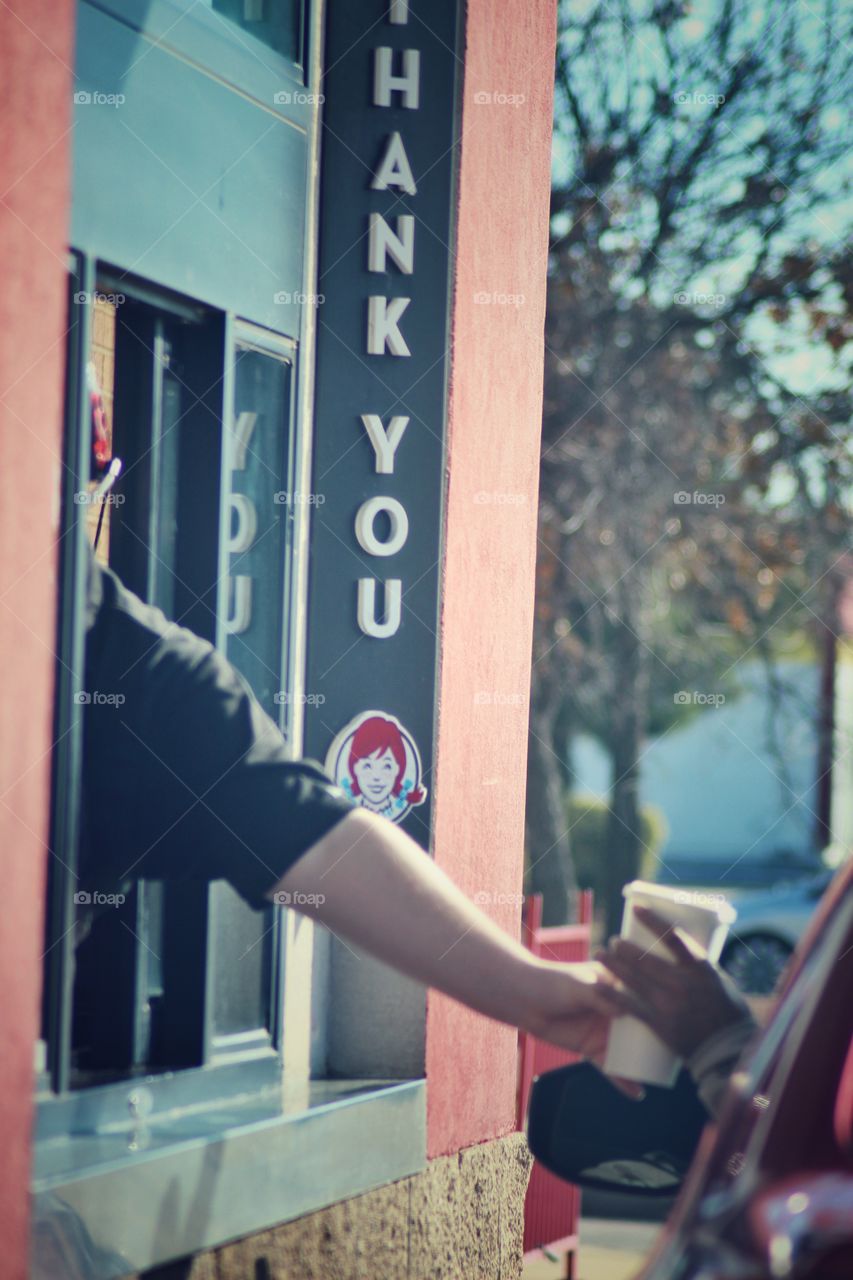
355, 496, 409, 556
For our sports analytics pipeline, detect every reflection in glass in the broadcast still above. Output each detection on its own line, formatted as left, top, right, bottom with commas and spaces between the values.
209, 0, 300, 63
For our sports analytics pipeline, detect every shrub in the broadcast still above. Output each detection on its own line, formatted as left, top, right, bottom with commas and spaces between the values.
566, 793, 668, 905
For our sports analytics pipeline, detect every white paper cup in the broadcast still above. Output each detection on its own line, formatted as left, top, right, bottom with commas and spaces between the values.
603, 881, 737, 1087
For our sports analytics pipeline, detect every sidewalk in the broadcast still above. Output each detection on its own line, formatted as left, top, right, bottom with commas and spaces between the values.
523, 1218, 660, 1280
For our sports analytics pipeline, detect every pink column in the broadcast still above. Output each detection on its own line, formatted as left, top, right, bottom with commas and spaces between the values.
427, 0, 558, 1156
0, 3, 74, 1275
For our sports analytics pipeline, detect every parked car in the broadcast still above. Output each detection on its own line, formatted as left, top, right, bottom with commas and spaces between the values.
635, 858, 853, 1280
720, 869, 833, 995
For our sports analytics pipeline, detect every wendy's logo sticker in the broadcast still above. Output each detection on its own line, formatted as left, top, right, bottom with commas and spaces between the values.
325, 711, 427, 823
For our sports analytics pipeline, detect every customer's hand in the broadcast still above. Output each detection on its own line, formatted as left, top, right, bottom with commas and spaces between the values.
598, 906, 752, 1059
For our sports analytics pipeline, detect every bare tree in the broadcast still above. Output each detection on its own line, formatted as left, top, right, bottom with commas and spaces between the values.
527, 0, 852, 932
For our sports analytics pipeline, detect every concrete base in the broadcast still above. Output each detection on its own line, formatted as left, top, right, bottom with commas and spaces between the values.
137, 1131, 533, 1280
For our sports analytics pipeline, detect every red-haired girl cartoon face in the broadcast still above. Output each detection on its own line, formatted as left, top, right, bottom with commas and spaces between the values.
326, 712, 427, 821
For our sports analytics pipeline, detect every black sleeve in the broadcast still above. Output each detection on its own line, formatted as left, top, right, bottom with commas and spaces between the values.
81, 573, 354, 911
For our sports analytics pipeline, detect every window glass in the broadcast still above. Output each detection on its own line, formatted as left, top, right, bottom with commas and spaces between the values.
82, 292, 117, 562
209, 334, 296, 1049
209, 885, 274, 1040
207, 0, 301, 62
68, 287, 223, 1085
223, 338, 294, 723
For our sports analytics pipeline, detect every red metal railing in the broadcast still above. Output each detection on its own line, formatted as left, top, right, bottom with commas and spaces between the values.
518, 891, 594, 1277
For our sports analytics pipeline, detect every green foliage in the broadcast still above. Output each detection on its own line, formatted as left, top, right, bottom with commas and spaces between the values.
567, 793, 669, 899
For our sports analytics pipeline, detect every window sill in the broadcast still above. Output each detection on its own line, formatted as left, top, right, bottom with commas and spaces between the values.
31, 1077, 426, 1279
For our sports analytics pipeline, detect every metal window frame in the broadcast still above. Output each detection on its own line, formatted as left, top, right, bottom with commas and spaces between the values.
44, 0, 321, 1115
41, 263, 289, 1120
42, 253, 95, 1097
40, 0, 403, 1076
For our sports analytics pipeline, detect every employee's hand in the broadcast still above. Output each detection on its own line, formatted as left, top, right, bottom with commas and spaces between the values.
598, 906, 752, 1060
519, 958, 642, 1061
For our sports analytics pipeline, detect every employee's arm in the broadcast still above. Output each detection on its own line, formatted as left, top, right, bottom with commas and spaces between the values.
271, 807, 636, 1060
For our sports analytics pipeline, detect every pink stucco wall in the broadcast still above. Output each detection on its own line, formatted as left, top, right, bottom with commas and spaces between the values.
426, 0, 558, 1157
0, 3, 74, 1275
0, 0, 558, 1254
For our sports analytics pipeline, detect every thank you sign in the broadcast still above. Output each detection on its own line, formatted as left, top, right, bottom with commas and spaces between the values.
303, 0, 459, 848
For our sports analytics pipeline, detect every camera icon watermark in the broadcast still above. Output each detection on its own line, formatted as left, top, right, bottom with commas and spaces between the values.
273, 890, 326, 907
473, 691, 526, 707
273, 691, 326, 706
73, 889, 127, 906
73, 289, 126, 307
674, 690, 726, 708
673, 91, 725, 108
273, 290, 325, 306
472, 890, 525, 907
673, 491, 725, 507
473, 490, 526, 505
473, 291, 525, 307
73, 489, 125, 506
673, 889, 728, 909
674, 291, 726, 308
273, 90, 325, 106
74, 690, 126, 706
273, 490, 326, 506
74, 90, 126, 108
472, 91, 526, 107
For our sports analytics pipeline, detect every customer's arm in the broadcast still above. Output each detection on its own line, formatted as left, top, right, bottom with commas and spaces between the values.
272, 807, 637, 1061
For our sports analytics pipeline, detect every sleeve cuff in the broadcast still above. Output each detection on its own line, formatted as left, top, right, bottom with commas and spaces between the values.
686, 1016, 757, 1118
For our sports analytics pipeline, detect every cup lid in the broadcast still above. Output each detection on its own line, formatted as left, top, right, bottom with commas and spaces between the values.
622, 879, 736, 924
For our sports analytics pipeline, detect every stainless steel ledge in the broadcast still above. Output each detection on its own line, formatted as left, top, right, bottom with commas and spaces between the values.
31, 1077, 426, 1279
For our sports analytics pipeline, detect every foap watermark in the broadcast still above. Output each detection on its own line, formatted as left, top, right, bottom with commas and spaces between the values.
673, 889, 728, 910
74, 489, 125, 506
472, 91, 526, 107
674, 690, 726, 708
674, 290, 726, 308
673, 491, 725, 507
74, 690, 126, 706
474, 691, 526, 707
273, 90, 325, 106
273, 890, 326, 907
473, 490, 526, 505
73, 290, 126, 307
274, 691, 326, 707
73, 889, 126, 907
673, 91, 725, 108
273, 490, 326, 506
473, 890, 526, 907
74, 89, 126, 108
473, 290, 525, 307
274, 290, 325, 306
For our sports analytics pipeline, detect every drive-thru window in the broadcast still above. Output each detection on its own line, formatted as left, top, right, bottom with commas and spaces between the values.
0, 1, 558, 1275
